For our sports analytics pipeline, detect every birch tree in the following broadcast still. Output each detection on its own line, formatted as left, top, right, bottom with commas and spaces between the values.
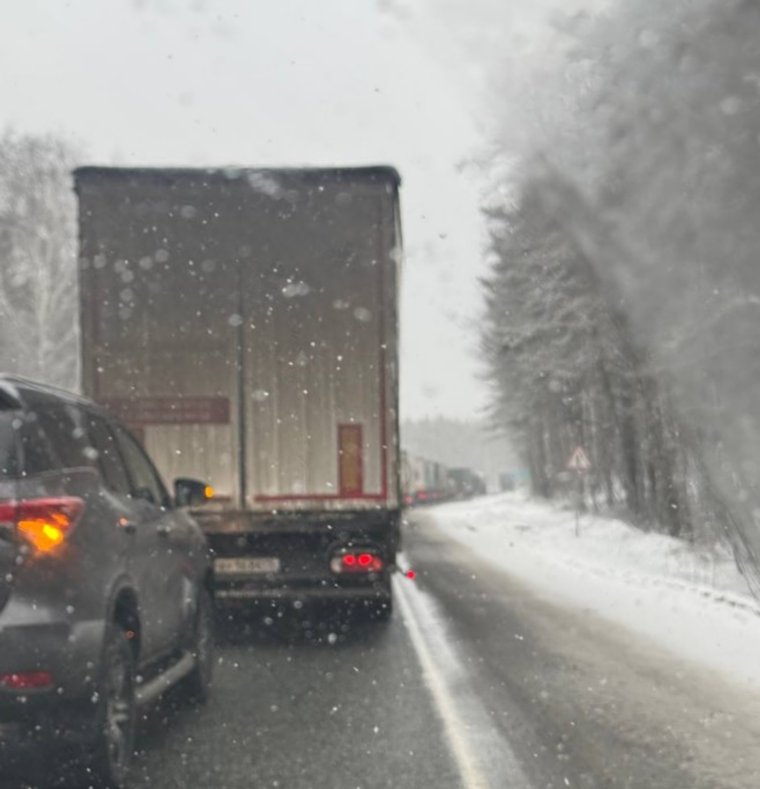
0, 131, 80, 389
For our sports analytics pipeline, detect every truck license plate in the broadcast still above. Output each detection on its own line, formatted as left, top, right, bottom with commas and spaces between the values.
214, 557, 280, 575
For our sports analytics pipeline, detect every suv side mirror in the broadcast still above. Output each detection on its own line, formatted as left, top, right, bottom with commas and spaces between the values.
174, 477, 213, 508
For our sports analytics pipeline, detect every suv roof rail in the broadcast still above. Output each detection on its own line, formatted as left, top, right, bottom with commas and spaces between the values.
0, 381, 22, 410
0, 374, 89, 407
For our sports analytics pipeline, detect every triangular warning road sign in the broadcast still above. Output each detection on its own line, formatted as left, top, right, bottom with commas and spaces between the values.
566, 446, 591, 471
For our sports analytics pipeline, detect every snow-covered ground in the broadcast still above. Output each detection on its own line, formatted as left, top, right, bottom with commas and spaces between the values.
424, 492, 760, 693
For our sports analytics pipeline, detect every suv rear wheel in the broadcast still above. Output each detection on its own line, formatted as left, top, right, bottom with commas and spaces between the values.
180, 587, 214, 703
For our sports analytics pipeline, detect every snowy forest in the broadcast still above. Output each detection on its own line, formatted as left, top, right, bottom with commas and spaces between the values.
481, 0, 760, 588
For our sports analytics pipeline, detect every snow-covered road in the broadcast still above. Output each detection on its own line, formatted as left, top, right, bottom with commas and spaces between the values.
401, 494, 760, 787
424, 492, 760, 692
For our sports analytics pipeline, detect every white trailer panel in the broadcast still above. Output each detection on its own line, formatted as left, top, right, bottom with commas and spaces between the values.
76, 167, 400, 515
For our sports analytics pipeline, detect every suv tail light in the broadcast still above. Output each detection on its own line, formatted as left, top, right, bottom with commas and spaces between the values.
0, 671, 54, 690
330, 551, 384, 574
0, 497, 85, 554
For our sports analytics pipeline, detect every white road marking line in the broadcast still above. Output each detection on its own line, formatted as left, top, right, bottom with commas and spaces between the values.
394, 555, 530, 789
395, 575, 489, 788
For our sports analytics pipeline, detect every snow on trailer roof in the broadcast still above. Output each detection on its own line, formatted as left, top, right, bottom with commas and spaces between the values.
73, 165, 402, 188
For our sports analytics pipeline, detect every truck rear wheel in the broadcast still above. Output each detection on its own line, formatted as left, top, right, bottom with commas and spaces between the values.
366, 583, 393, 622
371, 595, 393, 622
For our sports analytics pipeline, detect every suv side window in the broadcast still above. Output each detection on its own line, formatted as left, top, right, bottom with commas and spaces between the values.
85, 412, 131, 496
112, 423, 169, 508
35, 404, 96, 471
19, 415, 58, 475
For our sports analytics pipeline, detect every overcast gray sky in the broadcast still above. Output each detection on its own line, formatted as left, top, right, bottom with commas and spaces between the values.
1, 0, 576, 419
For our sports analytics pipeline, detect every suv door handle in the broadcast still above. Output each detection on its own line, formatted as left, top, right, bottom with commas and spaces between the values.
156, 523, 172, 538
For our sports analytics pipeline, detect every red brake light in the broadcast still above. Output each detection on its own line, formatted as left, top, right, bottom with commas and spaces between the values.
1, 497, 85, 554
332, 551, 384, 574
0, 671, 54, 690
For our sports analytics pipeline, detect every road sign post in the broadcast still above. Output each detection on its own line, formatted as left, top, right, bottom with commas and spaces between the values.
566, 446, 591, 536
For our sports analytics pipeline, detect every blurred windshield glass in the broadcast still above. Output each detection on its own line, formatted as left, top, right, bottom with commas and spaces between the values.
3, 2, 760, 788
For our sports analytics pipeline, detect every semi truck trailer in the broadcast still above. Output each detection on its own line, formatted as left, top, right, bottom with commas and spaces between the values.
75, 165, 402, 618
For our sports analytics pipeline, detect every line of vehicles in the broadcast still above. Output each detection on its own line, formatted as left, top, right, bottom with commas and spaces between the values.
401, 451, 487, 505
0, 165, 403, 786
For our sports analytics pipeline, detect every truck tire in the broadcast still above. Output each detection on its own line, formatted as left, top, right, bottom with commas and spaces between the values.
180, 588, 215, 704
367, 583, 393, 622
85, 625, 137, 788
372, 595, 393, 622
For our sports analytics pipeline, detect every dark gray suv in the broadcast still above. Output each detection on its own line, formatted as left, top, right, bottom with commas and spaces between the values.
0, 376, 214, 787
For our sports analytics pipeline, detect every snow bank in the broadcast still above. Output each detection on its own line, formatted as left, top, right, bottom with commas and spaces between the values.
425, 492, 760, 690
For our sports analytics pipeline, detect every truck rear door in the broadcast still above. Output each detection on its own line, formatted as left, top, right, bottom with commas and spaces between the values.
241, 176, 398, 513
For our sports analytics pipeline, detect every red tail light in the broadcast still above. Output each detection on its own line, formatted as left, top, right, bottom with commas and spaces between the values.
0, 497, 85, 554
0, 671, 54, 690
330, 551, 384, 574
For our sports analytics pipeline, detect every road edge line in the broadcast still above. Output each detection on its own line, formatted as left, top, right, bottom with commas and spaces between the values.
394, 571, 491, 789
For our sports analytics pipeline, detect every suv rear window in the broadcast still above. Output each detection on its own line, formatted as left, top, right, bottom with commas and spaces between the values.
0, 415, 19, 478
34, 404, 96, 471
18, 415, 58, 475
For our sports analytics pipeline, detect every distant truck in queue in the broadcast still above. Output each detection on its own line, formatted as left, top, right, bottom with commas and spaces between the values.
401, 452, 447, 505
447, 467, 487, 499
401, 451, 487, 504
75, 165, 402, 620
